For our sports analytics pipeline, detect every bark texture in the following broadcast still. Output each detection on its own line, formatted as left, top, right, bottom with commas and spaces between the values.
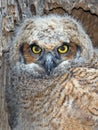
0, 0, 98, 129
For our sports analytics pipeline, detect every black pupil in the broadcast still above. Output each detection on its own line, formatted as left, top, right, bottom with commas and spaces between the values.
60, 46, 65, 50
35, 46, 40, 51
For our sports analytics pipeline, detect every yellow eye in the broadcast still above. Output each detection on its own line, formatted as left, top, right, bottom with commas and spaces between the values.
31, 45, 42, 54
58, 44, 69, 54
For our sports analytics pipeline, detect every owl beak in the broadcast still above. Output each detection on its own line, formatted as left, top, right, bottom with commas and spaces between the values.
43, 53, 57, 75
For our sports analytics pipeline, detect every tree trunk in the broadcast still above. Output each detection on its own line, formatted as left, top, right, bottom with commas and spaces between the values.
0, 0, 98, 129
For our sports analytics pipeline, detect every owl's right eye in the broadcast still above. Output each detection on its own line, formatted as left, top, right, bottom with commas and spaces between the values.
57, 44, 69, 54
31, 44, 42, 54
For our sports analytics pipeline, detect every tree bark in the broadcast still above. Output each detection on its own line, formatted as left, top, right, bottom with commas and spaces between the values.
0, 0, 98, 129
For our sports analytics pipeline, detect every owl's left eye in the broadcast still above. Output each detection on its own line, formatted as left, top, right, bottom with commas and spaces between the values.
57, 44, 69, 54
31, 45, 42, 54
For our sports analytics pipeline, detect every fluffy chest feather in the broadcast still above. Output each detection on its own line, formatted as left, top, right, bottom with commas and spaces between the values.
10, 66, 98, 130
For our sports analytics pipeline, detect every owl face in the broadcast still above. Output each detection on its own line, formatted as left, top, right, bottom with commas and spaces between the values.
20, 41, 78, 75
10, 14, 94, 77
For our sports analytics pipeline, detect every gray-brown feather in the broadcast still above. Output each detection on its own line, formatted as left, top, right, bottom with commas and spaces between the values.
6, 14, 98, 130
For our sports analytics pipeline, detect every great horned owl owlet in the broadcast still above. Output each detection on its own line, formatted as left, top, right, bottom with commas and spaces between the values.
6, 14, 98, 130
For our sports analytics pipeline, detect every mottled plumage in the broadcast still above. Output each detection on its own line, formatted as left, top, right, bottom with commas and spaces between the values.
6, 14, 98, 130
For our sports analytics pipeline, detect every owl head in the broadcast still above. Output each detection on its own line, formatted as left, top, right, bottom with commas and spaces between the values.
10, 14, 94, 77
